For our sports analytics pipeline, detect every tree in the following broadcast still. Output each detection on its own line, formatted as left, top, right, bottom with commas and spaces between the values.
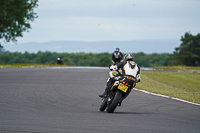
170, 32, 200, 66
62, 57, 71, 65
100, 55, 112, 67
0, 0, 38, 47
0, 51, 173, 67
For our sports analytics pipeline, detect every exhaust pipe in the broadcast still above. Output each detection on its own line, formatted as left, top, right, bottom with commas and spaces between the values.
110, 81, 119, 92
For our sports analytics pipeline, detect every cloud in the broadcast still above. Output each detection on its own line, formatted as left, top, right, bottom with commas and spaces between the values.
37, 0, 200, 19
3, 0, 199, 45
18, 15, 199, 43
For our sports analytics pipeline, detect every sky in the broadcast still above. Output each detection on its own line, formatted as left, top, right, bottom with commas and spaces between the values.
1, 0, 200, 53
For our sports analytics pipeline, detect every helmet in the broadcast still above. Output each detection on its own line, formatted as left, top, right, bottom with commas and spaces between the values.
116, 48, 120, 51
57, 58, 60, 60
123, 54, 134, 61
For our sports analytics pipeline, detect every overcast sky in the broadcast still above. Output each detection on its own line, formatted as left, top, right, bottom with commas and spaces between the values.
2, 0, 200, 53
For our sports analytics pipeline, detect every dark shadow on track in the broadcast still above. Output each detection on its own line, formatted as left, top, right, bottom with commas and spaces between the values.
92, 110, 155, 115
111, 111, 156, 115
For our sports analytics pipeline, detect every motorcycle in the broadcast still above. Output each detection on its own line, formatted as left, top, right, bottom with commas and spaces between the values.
99, 71, 132, 113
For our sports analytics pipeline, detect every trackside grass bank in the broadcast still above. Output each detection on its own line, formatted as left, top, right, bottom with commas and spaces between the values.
136, 72, 200, 104
154, 66, 200, 71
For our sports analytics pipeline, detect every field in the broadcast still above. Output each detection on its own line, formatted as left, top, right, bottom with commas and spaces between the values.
136, 72, 200, 104
112, 66, 200, 105
154, 66, 200, 71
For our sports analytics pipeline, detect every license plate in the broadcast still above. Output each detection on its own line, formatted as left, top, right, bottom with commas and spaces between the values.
118, 83, 128, 92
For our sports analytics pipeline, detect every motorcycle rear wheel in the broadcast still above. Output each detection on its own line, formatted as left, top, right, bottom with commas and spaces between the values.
106, 91, 122, 113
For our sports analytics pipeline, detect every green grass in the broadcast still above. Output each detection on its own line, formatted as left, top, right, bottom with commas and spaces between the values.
114, 70, 200, 104
154, 66, 200, 70
136, 72, 200, 104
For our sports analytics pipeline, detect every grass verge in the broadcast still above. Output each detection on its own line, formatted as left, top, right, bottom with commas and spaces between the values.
136, 72, 200, 104
154, 66, 200, 70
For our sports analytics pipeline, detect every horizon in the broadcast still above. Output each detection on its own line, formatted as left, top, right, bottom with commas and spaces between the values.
2, 39, 181, 54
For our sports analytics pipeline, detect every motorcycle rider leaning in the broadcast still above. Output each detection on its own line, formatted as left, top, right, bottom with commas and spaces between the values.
112, 48, 123, 65
99, 54, 141, 106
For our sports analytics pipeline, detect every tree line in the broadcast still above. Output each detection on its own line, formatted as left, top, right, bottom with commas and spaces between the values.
0, 50, 171, 67
1, 32, 199, 67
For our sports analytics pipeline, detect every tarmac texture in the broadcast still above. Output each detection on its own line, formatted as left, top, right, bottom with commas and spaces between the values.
0, 68, 200, 133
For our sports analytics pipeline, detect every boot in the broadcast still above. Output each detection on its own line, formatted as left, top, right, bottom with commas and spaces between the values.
99, 78, 113, 98
98, 91, 108, 98
118, 101, 122, 107
99, 86, 109, 98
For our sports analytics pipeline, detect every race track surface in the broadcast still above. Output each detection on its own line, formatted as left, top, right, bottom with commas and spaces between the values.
0, 68, 200, 133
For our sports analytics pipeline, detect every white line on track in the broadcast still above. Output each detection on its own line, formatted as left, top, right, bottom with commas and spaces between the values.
133, 88, 200, 106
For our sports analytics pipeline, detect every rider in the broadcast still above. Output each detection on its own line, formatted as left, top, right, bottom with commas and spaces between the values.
112, 48, 123, 65
99, 54, 141, 106
57, 58, 64, 64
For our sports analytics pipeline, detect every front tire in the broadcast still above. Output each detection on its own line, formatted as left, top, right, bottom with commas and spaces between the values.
99, 100, 107, 112
106, 91, 122, 113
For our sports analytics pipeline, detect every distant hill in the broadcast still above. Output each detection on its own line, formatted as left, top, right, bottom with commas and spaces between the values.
3, 39, 181, 54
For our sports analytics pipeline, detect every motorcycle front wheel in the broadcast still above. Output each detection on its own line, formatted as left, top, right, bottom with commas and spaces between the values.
99, 100, 107, 112
106, 91, 122, 113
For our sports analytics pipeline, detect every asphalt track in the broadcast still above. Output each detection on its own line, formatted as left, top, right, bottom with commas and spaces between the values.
0, 67, 200, 133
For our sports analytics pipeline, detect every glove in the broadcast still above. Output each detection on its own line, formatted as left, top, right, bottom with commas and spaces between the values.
109, 64, 118, 71
136, 74, 141, 82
